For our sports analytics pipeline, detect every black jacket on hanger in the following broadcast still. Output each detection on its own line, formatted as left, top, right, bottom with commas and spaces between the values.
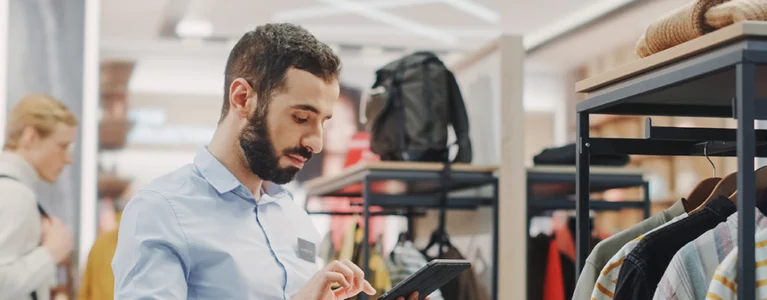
612, 196, 736, 300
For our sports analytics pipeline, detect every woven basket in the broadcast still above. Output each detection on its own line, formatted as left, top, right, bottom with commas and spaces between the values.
637, 0, 727, 57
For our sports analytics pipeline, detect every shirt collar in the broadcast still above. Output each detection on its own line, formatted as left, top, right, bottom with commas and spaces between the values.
193, 147, 291, 203
0, 151, 41, 188
194, 147, 240, 194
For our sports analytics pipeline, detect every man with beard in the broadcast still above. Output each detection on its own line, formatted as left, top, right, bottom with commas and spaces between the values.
111, 24, 422, 300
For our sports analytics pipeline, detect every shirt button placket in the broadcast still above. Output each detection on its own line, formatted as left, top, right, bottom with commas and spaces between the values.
254, 204, 290, 300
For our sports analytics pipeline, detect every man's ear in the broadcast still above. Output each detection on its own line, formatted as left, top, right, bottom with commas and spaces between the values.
17, 126, 39, 149
229, 78, 256, 119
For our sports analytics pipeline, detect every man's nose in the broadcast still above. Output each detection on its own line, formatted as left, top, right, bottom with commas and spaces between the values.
302, 131, 323, 154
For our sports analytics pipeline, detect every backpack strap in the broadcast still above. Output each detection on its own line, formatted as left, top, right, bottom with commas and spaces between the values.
0, 174, 48, 217
445, 71, 473, 163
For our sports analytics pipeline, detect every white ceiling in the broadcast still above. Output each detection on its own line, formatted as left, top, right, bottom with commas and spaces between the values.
100, 0, 691, 97
100, 0, 604, 51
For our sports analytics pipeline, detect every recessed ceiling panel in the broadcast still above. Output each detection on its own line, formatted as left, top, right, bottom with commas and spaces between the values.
100, 0, 168, 39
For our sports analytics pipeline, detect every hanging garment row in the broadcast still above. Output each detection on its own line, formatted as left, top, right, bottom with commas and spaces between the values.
528, 215, 602, 300
317, 216, 491, 300
573, 166, 767, 300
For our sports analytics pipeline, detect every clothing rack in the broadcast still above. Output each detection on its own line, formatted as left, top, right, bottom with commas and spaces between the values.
574, 21, 767, 299
302, 161, 498, 300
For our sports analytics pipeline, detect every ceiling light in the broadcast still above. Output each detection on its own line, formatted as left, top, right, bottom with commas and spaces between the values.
317, 0, 457, 45
175, 19, 213, 39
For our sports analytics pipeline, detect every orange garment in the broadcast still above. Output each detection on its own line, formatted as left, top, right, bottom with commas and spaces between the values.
78, 214, 121, 300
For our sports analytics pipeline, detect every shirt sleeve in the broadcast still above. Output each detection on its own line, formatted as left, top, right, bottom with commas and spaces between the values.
112, 190, 191, 299
0, 182, 57, 299
573, 261, 599, 300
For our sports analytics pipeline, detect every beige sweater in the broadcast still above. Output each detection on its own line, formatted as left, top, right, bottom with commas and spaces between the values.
0, 152, 56, 300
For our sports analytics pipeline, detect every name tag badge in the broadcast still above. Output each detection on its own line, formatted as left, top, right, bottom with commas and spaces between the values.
297, 238, 316, 263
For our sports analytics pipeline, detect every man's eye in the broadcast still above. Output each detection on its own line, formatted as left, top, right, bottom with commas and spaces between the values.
294, 116, 308, 124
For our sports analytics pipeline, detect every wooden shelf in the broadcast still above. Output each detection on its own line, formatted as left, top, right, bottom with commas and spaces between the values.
576, 21, 767, 93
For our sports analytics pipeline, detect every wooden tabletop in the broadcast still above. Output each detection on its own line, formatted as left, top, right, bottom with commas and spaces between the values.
302, 161, 498, 195
576, 21, 767, 93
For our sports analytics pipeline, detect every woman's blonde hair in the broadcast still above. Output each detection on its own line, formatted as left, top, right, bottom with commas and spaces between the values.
3, 94, 78, 150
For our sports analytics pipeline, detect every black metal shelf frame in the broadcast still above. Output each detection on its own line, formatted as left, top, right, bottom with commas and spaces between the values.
526, 169, 650, 217
305, 166, 499, 300
576, 38, 767, 300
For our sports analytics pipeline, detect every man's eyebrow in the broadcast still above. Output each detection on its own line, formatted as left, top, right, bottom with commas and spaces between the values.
291, 104, 332, 119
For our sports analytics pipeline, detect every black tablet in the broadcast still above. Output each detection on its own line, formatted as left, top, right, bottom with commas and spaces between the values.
378, 259, 471, 300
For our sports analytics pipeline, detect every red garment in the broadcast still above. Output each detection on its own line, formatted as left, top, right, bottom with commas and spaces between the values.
543, 239, 565, 300
553, 220, 576, 262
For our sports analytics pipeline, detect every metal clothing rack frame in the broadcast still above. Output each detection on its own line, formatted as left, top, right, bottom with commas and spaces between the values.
575, 22, 767, 299
527, 167, 650, 218
303, 161, 499, 300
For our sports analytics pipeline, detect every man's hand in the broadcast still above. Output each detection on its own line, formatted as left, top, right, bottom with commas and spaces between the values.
292, 260, 376, 300
41, 217, 74, 264
397, 291, 428, 300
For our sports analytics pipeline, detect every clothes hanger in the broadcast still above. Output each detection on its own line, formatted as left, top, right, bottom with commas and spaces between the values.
397, 231, 410, 244
725, 165, 767, 204
390, 231, 411, 260
420, 229, 452, 258
683, 143, 722, 212
684, 177, 722, 212
689, 171, 738, 214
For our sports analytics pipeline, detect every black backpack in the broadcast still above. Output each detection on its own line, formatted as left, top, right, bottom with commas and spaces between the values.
367, 51, 473, 163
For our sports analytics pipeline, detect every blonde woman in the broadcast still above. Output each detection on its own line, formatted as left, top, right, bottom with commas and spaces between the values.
0, 94, 77, 300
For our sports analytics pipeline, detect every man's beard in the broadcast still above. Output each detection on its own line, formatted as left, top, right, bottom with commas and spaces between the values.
238, 107, 313, 185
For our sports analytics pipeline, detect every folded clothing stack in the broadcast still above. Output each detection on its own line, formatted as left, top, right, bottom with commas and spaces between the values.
636, 0, 727, 58
533, 143, 631, 167
636, 0, 767, 58
705, 0, 767, 29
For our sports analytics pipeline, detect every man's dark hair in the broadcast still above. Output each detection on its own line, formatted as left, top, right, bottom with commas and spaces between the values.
220, 23, 342, 121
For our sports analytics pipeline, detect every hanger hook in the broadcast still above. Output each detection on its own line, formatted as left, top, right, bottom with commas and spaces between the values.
705, 141, 716, 177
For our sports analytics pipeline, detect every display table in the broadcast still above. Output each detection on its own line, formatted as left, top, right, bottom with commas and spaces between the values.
303, 161, 499, 300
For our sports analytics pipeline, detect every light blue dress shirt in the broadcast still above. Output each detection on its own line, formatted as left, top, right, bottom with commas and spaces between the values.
112, 147, 321, 299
